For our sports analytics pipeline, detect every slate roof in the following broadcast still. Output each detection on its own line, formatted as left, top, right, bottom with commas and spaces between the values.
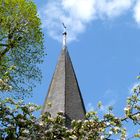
42, 47, 86, 127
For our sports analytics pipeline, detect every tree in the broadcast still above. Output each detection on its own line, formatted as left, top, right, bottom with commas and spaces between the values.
0, 0, 44, 96
0, 78, 139, 140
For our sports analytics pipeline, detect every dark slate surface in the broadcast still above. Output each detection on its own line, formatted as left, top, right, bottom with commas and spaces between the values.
42, 47, 86, 127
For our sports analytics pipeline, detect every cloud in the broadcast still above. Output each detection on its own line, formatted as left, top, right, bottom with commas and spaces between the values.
100, 100, 116, 113
134, 0, 140, 25
86, 100, 116, 113
62, 0, 96, 22
39, 0, 140, 43
129, 82, 140, 94
40, 0, 96, 42
104, 89, 113, 95
87, 102, 95, 112
96, 0, 132, 18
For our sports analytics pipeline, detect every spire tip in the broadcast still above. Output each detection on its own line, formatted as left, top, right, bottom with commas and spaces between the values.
62, 23, 67, 48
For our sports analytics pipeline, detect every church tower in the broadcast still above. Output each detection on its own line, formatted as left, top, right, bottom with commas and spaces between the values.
42, 27, 86, 127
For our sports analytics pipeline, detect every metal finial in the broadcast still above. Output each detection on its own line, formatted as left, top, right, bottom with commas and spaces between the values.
62, 23, 67, 48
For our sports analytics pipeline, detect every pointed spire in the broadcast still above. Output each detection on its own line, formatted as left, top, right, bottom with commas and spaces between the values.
42, 47, 86, 127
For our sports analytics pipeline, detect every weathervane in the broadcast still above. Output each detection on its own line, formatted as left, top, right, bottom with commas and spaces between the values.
62, 23, 67, 48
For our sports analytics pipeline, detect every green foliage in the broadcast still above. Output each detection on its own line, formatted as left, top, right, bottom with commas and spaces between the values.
0, 98, 41, 139
0, 0, 44, 96
0, 83, 139, 140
